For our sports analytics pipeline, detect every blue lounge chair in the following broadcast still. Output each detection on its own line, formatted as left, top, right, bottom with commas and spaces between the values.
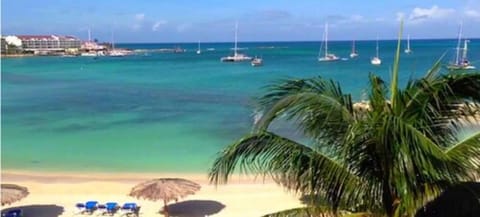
84, 201, 98, 214
2, 209, 22, 217
105, 202, 119, 215
97, 202, 119, 216
120, 203, 140, 217
74, 203, 86, 215
97, 204, 107, 214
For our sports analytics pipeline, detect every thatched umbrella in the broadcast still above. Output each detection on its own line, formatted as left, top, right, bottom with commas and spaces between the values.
129, 178, 201, 217
1, 184, 29, 206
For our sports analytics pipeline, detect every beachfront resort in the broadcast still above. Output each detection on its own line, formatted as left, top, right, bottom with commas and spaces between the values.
2, 1, 480, 217
1, 34, 133, 57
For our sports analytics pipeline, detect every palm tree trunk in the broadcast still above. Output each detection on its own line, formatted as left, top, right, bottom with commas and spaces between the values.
163, 200, 169, 217
382, 180, 396, 217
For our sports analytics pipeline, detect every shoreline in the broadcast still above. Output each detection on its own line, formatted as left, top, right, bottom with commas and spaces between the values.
1, 54, 36, 58
1, 169, 277, 185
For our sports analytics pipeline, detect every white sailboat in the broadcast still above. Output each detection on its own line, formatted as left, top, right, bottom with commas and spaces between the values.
108, 30, 127, 57
220, 22, 252, 62
196, 41, 201, 54
350, 40, 358, 58
448, 23, 475, 70
404, 34, 412, 54
371, 37, 381, 65
318, 23, 340, 62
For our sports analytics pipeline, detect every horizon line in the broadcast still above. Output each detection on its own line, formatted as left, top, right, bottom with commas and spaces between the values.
115, 37, 480, 44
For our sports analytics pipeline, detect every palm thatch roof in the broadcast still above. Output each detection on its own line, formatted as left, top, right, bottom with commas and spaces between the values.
1, 184, 29, 205
129, 178, 201, 203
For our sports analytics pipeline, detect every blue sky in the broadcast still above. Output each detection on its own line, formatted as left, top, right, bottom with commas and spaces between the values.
2, 0, 480, 42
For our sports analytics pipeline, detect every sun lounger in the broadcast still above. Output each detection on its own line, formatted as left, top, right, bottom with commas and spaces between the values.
97, 202, 119, 216
120, 203, 140, 217
96, 204, 107, 215
105, 202, 120, 215
74, 203, 86, 215
84, 201, 98, 214
2, 209, 22, 217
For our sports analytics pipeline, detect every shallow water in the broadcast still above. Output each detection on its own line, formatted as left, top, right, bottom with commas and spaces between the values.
2, 40, 479, 173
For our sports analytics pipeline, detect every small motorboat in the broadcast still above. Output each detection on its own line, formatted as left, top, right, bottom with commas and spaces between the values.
251, 56, 263, 67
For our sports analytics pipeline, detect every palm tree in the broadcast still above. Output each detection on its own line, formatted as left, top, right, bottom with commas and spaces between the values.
209, 23, 480, 217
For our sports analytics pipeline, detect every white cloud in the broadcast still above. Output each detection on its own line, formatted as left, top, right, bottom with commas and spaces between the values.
152, 20, 168, 31
465, 9, 480, 18
408, 5, 455, 22
176, 23, 191, 32
135, 13, 145, 21
350, 15, 365, 22
331, 15, 367, 24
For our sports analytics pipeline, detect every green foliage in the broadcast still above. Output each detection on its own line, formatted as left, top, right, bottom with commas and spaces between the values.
209, 22, 480, 217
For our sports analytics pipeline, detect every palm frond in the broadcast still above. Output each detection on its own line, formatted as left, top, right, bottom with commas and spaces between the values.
390, 19, 403, 108
367, 74, 387, 112
263, 207, 376, 217
254, 91, 354, 149
208, 131, 368, 211
423, 52, 446, 82
262, 206, 335, 217
445, 131, 480, 178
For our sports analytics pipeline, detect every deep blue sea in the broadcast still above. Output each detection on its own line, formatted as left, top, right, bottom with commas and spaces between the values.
2, 40, 480, 173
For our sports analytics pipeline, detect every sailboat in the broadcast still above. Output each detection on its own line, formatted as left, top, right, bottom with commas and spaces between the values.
220, 22, 252, 62
448, 23, 475, 70
196, 41, 201, 54
404, 34, 412, 54
108, 30, 127, 57
318, 23, 340, 62
350, 40, 359, 58
371, 37, 381, 65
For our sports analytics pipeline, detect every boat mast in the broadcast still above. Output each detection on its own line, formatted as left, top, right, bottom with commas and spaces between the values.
407, 34, 410, 51
455, 22, 463, 65
88, 29, 91, 42
352, 40, 355, 53
234, 22, 238, 56
325, 23, 328, 57
462, 39, 469, 61
376, 37, 379, 58
111, 30, 115, 50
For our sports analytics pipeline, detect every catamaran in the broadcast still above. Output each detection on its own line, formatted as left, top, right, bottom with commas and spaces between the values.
448, 23, 475, 70
404, 34, 412, 54
371, 37, 381, 65
350, 40, 359, 58
220, 22, 252, 62
318, 23, 340, 62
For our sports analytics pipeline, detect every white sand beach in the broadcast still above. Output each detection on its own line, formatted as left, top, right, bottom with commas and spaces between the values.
1, 170, 303, 217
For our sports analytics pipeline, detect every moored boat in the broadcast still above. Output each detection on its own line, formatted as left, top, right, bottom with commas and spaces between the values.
371, 37, 382, 65
318, 23, 340, 62
221, 22, 252, 62
251, 56, 263, 67
350, 40, 359, 58
448, 23, 475, 70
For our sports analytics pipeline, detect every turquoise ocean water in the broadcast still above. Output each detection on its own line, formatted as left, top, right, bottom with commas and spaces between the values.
2, 40, 480, 173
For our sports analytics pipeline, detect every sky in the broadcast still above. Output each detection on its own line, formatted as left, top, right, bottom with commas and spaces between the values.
2, 0, 480, 43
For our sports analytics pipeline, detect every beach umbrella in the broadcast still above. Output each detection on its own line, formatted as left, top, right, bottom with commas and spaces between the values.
1, 184, 29, 206
129, 178, 201, 217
